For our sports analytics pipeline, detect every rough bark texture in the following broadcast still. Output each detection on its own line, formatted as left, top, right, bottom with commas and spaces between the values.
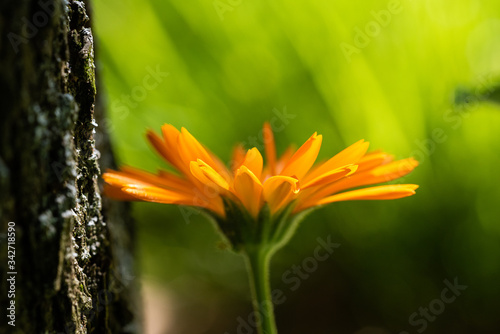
0, 1, 139, 333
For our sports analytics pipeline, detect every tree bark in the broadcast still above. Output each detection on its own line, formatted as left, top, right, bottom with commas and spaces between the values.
0, 1, 139, 333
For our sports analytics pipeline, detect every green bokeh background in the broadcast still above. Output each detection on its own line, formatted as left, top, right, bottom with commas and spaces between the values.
93, 0, 500, 333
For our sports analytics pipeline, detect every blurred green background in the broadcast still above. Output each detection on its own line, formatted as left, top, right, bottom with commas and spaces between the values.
92, 0, 500, 333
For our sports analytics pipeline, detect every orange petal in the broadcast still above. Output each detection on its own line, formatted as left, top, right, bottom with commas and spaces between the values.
263, 175, 300, 214
356, 150, 394, 172
161, 124, 181, 146
233, 166, 263, 218
275, 145, 295, 175
103, 170, 153, 189
263, 145, 295, 180
103, 171, 203, 205
241, 147, 263, 180
104, 167, 189, 196
263, 122, 277, 175
230, 144, 246, 172
159, 124, 191, 173
161, 124, 231, 194
103, 183, 137, 201
190, 159, 229, 193
120, 166, 194, 194
207, 149, 232, 182
177, 127, 215, 168
302, 164, 358, 189
325, 157, 419, 194
175, 127, 231, 182
280, 133, 322, 180
121, 183, 224, 215
371, 157, 419, 178
103, 168, 224, 214
103, 168, 200, 204
122, 184, 195, 203
295, 157, 418, 211
146, 130, 179, 169
304, 139, 369, 183
314, 184, 419, 206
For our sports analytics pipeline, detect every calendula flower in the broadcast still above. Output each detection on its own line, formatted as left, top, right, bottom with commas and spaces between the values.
104, 122, 417, 221
103, 122, 419, 334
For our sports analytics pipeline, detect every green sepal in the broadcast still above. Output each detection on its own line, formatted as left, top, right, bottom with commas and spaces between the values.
270, 206, 316, 255
201, 197, 319, 256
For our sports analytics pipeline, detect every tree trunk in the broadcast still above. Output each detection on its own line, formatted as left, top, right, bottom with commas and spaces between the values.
0, 1, 139, 333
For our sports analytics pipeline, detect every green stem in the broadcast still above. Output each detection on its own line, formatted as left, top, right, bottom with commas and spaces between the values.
244, 247, 278, 334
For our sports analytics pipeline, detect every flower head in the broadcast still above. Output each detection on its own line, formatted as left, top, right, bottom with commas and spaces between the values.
103, 123, 418, 249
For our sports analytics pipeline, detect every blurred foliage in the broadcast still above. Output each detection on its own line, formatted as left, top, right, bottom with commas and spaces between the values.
93, 0, 500, 333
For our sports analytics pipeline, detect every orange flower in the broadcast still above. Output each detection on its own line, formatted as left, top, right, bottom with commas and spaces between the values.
103, 123, 418, 220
